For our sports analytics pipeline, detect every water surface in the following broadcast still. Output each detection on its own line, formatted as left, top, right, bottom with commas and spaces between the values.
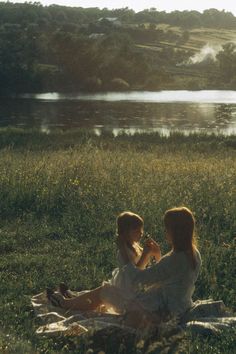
1, 90, 236, 135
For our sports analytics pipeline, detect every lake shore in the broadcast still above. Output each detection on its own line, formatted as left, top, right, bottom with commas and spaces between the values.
1, 91, 236, 136
0, 129, 235, 353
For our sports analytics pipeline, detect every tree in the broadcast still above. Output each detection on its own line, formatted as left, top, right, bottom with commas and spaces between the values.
217, 42, 236, 82
0, 24, 40, 93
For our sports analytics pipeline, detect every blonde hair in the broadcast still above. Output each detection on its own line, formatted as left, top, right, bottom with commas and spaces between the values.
164, 207, 197, 268
116, 211, 144, 255
117, 211, 144, 236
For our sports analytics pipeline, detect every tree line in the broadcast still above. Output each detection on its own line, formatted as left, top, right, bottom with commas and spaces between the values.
0, 3, 236, 29
0, 2, 236, 94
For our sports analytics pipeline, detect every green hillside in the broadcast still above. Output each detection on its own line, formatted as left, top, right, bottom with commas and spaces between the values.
0, 129, 236, 353
0, 3, 236, 93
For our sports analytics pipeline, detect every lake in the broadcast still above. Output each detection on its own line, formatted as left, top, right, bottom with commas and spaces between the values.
1, 90, 236, 135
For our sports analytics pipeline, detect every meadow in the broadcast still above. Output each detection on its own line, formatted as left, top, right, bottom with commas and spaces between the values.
0, 128, 235, 353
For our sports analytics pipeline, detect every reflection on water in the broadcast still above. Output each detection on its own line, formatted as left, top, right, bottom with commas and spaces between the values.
22, 90, 236, 104
1, 91, 236, 135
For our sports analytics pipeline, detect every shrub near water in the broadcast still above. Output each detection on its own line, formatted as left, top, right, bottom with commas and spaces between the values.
0, 129, 235, 353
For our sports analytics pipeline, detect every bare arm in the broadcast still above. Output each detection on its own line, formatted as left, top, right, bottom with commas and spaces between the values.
125, 254, 171, 288
117, 239, 152, 269
146, 238, 161, 262
136, 237, 161, 269
136, 248, 151, 269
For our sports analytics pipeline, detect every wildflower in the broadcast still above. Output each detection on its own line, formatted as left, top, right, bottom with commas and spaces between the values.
70, 178, 80, 186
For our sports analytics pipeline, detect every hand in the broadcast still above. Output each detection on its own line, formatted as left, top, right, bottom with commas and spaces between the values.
143, 241, 154, 257
145, 238, 161, 261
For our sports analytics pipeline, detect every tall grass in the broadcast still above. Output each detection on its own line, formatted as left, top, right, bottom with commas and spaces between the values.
0, 129, 235, 353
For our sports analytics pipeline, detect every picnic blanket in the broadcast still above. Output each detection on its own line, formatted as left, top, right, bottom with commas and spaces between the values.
31, 291, 236, 337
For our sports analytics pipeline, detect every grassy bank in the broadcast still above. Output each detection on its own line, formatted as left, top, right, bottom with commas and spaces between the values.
0, 129, 235, 353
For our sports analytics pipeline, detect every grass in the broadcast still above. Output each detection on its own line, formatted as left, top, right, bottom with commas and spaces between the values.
134, 25, 236, 89
155, 25, 236, 49
0, 128, 235, 353
189, 28, 236, 47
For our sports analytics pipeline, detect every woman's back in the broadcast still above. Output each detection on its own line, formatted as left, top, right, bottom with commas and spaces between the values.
159, 249, 201, 315
126, 248, 201, 316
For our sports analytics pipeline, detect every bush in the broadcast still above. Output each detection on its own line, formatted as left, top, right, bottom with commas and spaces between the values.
84, 76, 103, 91
109, 78, 130, 91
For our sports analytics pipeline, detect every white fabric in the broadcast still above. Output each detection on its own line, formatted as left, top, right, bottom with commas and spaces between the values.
117, 249, 202, 316
106, 245, 141, 300
31, 293, 236, 337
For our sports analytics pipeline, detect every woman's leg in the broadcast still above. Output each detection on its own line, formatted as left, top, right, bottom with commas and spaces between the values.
61, 285, 104, 311
57, 283, 123, 312
49, 283, 129, 313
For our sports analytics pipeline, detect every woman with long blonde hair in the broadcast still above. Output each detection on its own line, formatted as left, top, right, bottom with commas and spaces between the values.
123, 206, 201, 323
164, 206, 198, 269
47, 207, 201, 326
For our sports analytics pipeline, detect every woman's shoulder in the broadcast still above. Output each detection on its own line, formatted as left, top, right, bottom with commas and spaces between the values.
161, 249, 201, 265
157, 251, 176, 267
176, 248, 202, 271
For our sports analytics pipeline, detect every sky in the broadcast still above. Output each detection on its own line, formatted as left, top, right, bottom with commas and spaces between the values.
8, 0, 236, 15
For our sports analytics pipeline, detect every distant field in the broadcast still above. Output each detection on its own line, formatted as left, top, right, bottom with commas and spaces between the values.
0, 129, 235, 353
137, 25, 236, 52
157, 25, 236, 47
133, 25, 236, 87
190, 28, 236, 47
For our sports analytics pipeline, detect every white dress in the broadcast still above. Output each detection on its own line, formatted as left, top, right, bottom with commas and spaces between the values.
107, 245, 142, 300
126, 249, 202, 316
101, 248, 201, 316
